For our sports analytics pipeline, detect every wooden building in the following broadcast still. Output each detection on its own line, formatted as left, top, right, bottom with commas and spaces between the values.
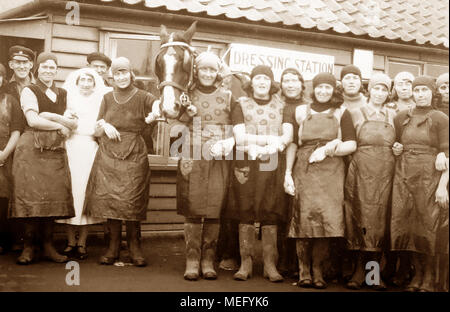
1, 0, 448, 234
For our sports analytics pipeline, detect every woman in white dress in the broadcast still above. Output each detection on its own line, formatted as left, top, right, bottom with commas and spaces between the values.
57, 68, 111, 259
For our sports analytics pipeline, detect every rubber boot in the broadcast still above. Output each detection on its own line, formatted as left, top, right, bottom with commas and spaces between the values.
42, 221, 68, 263
405, 252, 423, 292
233, 224, 255, 281
17, 221, 36, 265
296, 239, 313, 287
184, 223, 202, 281
311, 239, 328, 289
419, 255, 435, 292
100, 219, 121, 265
347, 252, 365, 290
126, 221, 146, 267
201, 222, 220, 280
393, 251, 412, 287
218, 218, 240, 271
261, 225, 283, 282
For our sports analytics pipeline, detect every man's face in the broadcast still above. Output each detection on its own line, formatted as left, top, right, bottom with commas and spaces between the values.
37, 60, 57, 84
89, 60, 109, 77
9, 58, 33, 79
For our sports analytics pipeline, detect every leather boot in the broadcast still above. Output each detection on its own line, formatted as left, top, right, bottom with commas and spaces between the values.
296, 239, 313, 287
233, 224, 255, 281
347, 252, 365, 290
312, 239, 328, 289
405, 252, 423, 292
261, 225, 283, 282
419, 255, 435, 292
17, 221, 36, 265
126, 221, 146, 267
42, 220, 68, 263
184, 222, 202, 281
201, 222, 220, 280
100, 219, 121, 265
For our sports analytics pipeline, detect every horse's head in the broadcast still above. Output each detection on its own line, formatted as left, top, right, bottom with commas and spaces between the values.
154, 21, 197, 119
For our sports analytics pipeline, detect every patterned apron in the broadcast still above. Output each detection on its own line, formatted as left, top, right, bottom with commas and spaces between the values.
177, 88, 231, 219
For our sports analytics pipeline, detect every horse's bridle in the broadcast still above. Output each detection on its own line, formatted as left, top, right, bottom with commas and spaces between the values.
155, 41, 196, 108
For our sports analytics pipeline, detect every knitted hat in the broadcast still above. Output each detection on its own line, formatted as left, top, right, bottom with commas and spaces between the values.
250, 65, 274, 81
436, 73, 449, 88
195, 51, 221, 71
412, 76, 436, 93
313, 72, 336, 89
0, 63, 6, 78
280, 67, 304, 84
368, 73, 392, 91
394, 71, 415, 85
111, 57, 131, 74
36, 52, 58, 67
340, 64, 362, 80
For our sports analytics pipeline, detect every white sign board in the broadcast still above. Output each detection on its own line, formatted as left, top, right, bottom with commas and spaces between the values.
353, 49, 373, 79
228, 43, 335, 81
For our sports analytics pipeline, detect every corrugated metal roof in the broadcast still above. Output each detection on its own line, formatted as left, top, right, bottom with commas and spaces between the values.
78, 0, 450, 48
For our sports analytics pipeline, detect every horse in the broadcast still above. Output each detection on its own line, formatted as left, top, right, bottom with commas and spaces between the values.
151, 21, 197, 121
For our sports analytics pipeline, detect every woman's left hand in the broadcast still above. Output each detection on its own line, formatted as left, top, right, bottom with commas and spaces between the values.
436, 186, 449, 209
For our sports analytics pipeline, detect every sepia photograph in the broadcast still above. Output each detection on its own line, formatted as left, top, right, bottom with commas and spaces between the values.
0, 0, 448, 305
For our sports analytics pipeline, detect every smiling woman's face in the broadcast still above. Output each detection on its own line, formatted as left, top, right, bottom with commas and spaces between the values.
281, 73, 302, 99
314, 83, 334, 103
77, 73, 95, 96
252, 74, 271, 99
113, 69, 131, 89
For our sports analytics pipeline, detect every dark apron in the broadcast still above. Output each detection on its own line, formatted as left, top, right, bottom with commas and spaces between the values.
344, 108, 396, 251
85, 131, 150, 221
0, 95, 14, 198
177, 123, 231, 219
390, 111, 442, 255
231, 151, 286, 224
288, 105, 345, 238
9, 130, 74, 218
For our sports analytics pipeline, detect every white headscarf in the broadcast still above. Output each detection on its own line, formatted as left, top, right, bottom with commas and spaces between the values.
63, 67, 112, 136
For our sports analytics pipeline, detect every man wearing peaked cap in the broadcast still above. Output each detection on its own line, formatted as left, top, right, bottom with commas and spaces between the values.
7, 45, 36, 101
87, 52, 112, 86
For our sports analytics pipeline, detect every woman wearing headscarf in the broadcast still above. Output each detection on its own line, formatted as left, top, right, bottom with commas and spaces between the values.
344, 73, 397, 290
436, 73, 449, 117
231, 65, 292, 282
10, 52, 76, 264
84, 57, 156, 267
277, 67, 308, 277
386, 71, 416, 113
176, 51, 235, 280
284, 72, 357, 289
0, 63, 24, 254
56, 68, 111, 260
391, 76, 449, 292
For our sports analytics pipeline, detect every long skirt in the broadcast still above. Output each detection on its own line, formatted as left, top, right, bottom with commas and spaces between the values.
57, 135, 103, 225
